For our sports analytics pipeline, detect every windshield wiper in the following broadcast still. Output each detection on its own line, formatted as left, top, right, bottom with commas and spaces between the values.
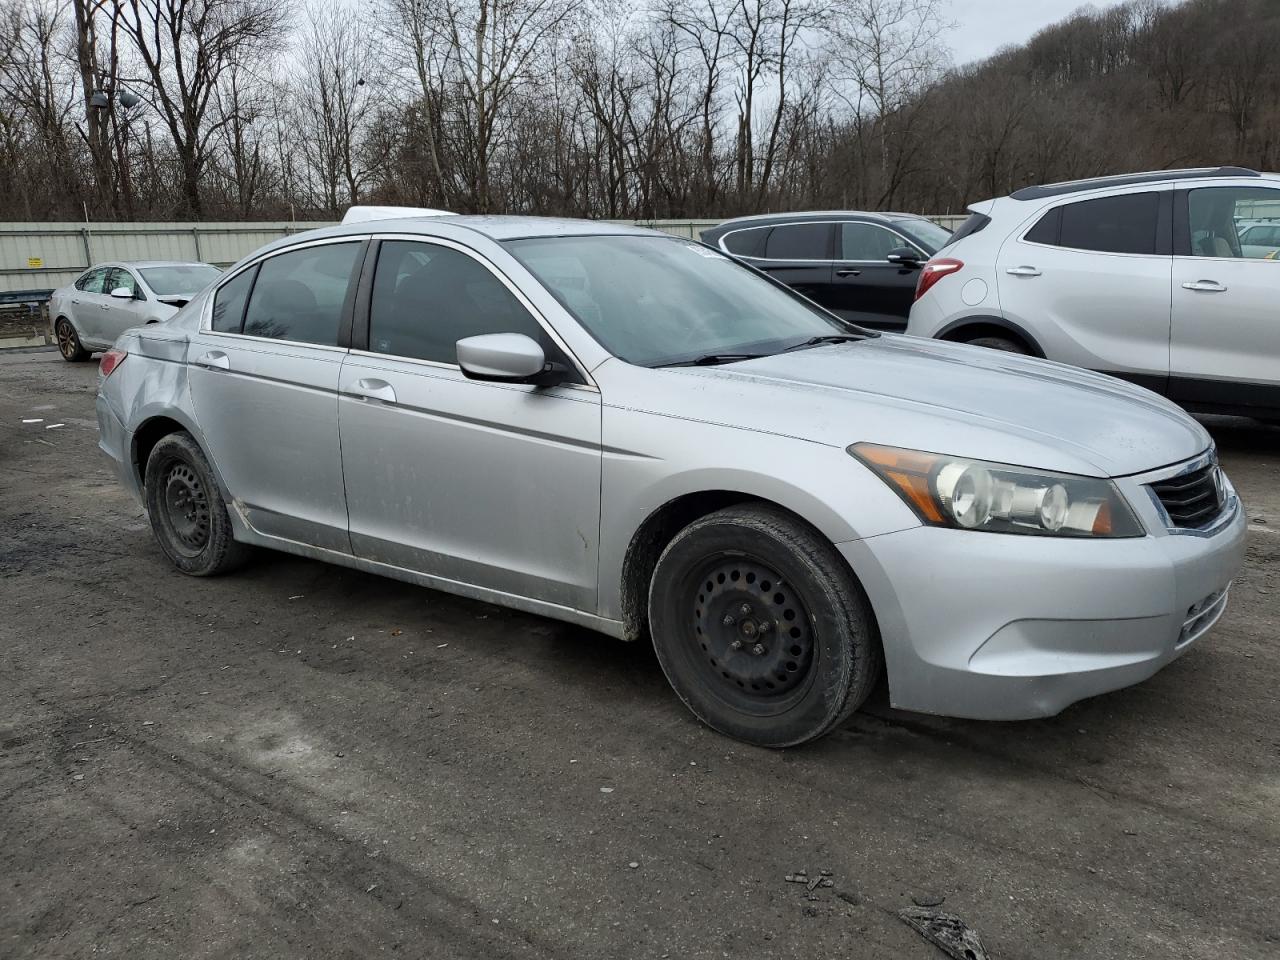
658, 352, 768, 367
782, 334, 862, 353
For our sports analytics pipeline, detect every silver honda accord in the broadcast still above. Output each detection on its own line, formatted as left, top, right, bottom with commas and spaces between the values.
95, 215, 1247, 746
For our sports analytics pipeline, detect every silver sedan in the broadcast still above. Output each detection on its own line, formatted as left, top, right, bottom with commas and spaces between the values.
49, 260, 222, 361
95, 216, 1246, 746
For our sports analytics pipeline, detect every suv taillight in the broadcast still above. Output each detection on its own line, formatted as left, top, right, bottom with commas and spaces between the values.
100, 349, 127, 378
914, 258, 964, 302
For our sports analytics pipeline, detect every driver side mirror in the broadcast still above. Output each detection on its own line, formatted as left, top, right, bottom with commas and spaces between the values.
886, 247, 923, 267
110, 286, 136, 299
457, 333, 567, 387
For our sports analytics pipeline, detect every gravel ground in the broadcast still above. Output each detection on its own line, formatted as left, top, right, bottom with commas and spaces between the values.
2, 349, 1277, 960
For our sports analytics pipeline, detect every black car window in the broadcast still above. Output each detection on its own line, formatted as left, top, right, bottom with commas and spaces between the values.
720, 227, 769, 258
241, 242, 360, 345
1056, 193, 1160, 255
75, 268, 107, 293
211, 267, 256, 333
368, 240, 547, 365
840, 222, 905, 260
1024, 208, 1061, 245
764, 223, 831, 260
1187, 187, 1280, 259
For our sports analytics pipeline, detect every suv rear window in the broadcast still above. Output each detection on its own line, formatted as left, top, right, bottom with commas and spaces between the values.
1029, 193, 1160, 255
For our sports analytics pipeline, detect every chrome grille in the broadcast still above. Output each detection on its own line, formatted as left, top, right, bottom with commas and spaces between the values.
1148, 461, 1225, 529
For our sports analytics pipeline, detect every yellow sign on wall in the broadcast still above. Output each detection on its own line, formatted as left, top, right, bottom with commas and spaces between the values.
27, 256, 42, 268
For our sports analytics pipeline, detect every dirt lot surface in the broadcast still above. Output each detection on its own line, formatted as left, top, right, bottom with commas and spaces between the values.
2, 349, 1278, 960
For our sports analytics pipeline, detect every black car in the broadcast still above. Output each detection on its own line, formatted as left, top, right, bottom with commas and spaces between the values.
700, 212, 952, 329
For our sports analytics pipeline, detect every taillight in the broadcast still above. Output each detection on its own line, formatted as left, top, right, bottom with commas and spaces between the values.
914, 258, 964, 302
100, 348, 127, 378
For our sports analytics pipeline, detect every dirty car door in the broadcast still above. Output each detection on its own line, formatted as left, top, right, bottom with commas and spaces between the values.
338, 237, 602, 611
186, 238, 365, 553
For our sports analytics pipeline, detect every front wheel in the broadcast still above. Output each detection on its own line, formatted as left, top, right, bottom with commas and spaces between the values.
55, 318, 91, 362
144, 431, 251, 576
648, 504, 881, 747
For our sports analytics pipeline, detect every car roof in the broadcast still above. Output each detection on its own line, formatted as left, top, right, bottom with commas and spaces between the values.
287, 215, 661, 245
94, 260, 213, 269
1008, 166, 1264, 201
705, 211, 923, 233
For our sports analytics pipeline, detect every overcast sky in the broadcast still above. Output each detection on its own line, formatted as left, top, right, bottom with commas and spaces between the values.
948, 0, 1130, 65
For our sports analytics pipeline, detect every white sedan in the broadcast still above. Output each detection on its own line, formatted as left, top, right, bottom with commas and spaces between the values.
49, 260, 222, 361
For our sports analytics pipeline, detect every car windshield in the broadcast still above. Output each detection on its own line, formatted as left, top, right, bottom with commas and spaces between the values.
140, 264, 222, 295
504, 235, 867, 366
894, 218, 952, 253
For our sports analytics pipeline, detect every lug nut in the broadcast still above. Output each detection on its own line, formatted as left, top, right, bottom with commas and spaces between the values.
729, 639, 742, 651
739, 603, 752, 616
722, 614, 735, 626
752, 643, 766, 656
757, 620, 772, 633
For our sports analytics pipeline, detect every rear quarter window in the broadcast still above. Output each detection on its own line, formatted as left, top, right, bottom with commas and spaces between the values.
1047, 193, 1160, 255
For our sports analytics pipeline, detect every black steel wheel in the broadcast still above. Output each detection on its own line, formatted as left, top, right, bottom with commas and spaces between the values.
55, 318, 91, 362
689, 557, 817, 713
649, 504, 881, 747
144, 431, 251, 576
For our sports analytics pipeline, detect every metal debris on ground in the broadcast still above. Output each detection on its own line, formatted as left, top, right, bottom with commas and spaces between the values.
898, 907, 990, 960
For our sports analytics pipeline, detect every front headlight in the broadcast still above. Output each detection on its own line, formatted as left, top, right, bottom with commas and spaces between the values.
849, 443, 1143, 538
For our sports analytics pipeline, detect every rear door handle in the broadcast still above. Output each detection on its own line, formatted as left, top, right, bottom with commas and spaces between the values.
196, 350, 230, 370
1182, 280, 1227, 293
351, 378, 397, 404
835, 268, 862, 278
1006, 266, 1042, 277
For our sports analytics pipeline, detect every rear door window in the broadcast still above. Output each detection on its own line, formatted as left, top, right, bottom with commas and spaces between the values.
764, 223, 832, 261
1055, 193, 1160, 254
75, 268, 108, 293
241, 242, 361, 345
368, 240, 549, 366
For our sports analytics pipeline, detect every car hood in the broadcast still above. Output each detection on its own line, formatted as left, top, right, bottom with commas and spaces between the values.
614, 336, 1209, 478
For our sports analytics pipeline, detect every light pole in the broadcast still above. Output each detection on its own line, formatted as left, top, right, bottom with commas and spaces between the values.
90, 87, 143, 218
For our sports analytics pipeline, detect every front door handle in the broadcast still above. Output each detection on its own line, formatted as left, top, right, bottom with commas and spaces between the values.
1006, 266, 1042, 277
196, 350, 230, 370
351, 378, 397, 404
1182, 280, 1227, 293
835, 268, 862, 278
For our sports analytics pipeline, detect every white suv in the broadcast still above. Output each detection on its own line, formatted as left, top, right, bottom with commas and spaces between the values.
906, 167, 1280, 423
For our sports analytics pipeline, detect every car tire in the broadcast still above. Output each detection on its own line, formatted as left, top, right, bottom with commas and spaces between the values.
144, 431, 251, 576
55, 318, 92, 362
966, 335, 1028, 354
648, 504, 881, 747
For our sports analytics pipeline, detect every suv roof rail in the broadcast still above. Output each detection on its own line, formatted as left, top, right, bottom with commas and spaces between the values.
1009, 167, 1261, 201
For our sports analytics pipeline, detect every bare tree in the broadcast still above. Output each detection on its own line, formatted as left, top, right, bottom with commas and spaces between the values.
117, 0, 288, 217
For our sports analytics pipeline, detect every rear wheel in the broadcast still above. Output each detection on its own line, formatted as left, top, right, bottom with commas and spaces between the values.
144, 432, 251, 576
55, 318, 91, 362
965, 335, 1027, 354
648, 504, 881, 747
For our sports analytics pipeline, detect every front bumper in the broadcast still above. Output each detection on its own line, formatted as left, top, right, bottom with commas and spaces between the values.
839, 495, 1247, 720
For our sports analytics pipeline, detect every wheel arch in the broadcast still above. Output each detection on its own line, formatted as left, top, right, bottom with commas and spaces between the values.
618, 490, 877, 645
935, 315, 1044, 357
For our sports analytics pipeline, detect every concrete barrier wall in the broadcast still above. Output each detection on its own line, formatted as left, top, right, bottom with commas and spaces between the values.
1, 215, 969, 295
